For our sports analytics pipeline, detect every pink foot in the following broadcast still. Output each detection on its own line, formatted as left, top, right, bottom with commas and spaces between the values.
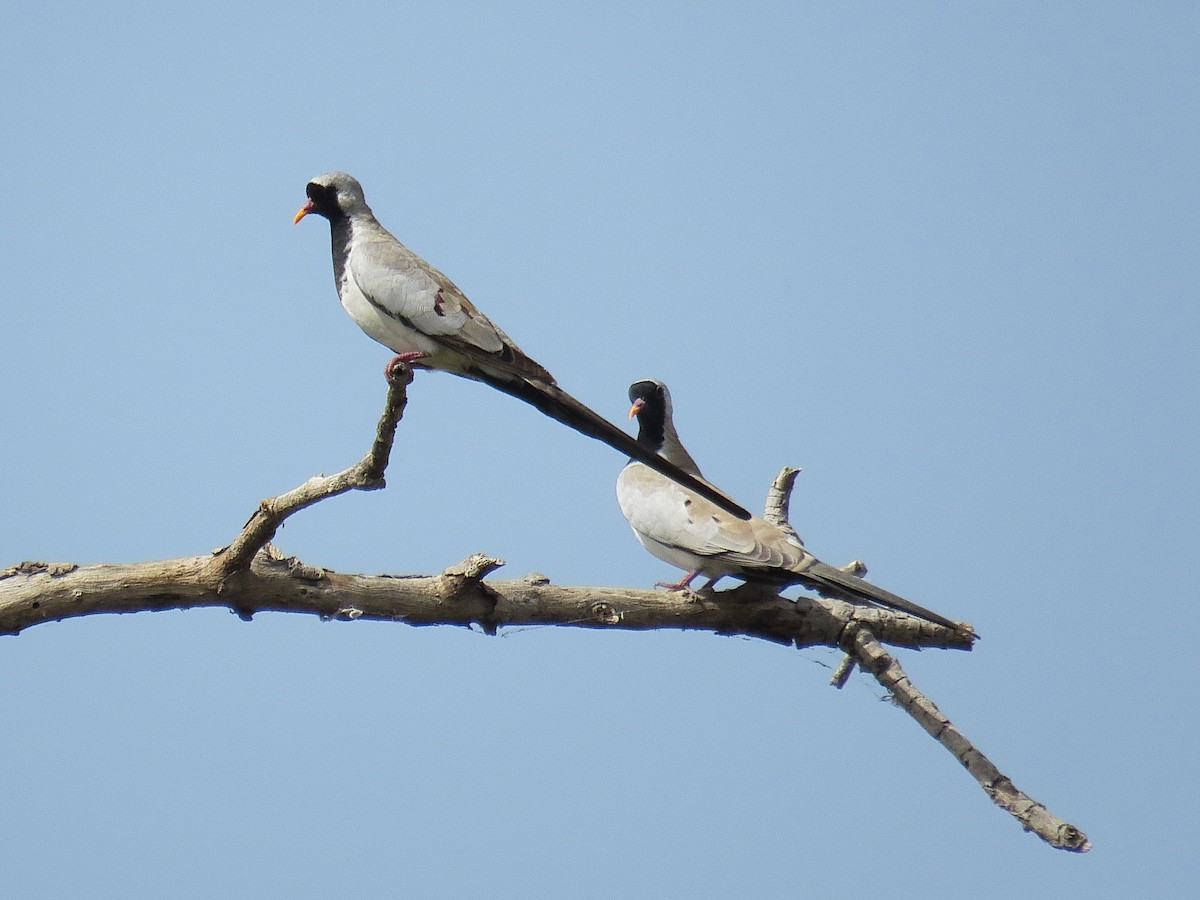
656, 570, 701, 592
385, 351, 430, 378
384, 352, 429, 384
388, 350, 430, 367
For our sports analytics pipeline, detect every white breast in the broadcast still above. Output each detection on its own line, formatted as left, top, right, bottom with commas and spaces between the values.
616, 463, 728, 579
337, 266, 438, 359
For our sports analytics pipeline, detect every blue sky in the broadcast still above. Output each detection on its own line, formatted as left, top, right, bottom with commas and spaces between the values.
2, 2, 1196, 896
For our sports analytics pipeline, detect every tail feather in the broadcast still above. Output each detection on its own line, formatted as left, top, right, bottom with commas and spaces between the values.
803, 561, 973, 635
479, 373, 753, 520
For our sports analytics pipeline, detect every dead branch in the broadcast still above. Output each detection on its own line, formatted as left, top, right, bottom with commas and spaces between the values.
846, 625, 1092, 853
210, 359, 414, 580
0, 550, 972, 649
0, 363, 1087, 853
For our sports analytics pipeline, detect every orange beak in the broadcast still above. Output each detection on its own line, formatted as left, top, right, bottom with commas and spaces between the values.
628, 398, 645, 419
293, 199, 315, 224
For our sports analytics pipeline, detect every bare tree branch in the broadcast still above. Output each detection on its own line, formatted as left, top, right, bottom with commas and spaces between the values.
0, 551, 975, 649
846, 626, 1092, 853
210, 360, 415, 580
0, 363, 1088, 853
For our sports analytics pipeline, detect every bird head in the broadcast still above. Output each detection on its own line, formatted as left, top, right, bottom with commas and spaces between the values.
293, 172, 370, 223
628, 379, 669, 420
627, 379, 672, 452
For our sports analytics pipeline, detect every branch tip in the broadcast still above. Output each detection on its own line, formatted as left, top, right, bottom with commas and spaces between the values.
847, 626, 1086, 851
385, 359, 415, 387
764, 465, 804, 542
830, 653, 857, 688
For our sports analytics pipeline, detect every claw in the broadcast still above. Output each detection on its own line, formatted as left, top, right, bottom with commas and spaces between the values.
655, 570, 701, 594
390, 350, 429, 364
385, 351, 430, 378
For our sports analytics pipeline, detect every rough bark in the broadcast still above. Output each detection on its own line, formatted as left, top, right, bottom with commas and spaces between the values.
0, 552, 973, 651
0, 360, 1089, 853
846, 626, 1090, 852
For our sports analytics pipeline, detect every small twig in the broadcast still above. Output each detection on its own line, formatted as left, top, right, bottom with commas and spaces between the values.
830, 654, 857, 688
438, 553, 507, 634
845, 625, 1091, 853
361, 359, 417, 482
763, 466, 804, 544
441, 553, 506, 581
210, 362, 413, 577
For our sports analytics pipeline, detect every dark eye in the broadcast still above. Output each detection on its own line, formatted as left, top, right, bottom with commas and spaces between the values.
305, 182, 323, 201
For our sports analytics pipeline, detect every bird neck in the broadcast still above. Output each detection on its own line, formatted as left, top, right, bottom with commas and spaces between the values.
636, 416, 703, 477
658, 428, 704, 477
330, 217, 353, 287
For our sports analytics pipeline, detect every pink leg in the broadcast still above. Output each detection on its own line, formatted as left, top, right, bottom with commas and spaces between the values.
385, 351, 431, 376
656, 570, 701, 592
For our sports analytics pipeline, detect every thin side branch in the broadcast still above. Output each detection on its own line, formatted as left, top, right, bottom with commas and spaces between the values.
763, 465, 867, 577
763, 464, 876, 681
211, 362, 413, 577
830, 653, 857, 688
845, 625, 1091, 853
763, 465, 804, 543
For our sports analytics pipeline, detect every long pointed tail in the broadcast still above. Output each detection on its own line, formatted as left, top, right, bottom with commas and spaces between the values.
802, 560, 974, 635
478, 373, 752, 520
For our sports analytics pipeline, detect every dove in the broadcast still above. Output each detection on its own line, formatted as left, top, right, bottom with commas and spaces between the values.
617, 379, 970, 633
295, 172, 750, 520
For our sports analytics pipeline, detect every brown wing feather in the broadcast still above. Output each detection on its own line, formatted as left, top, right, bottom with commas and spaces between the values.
417, 263, 556, 383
